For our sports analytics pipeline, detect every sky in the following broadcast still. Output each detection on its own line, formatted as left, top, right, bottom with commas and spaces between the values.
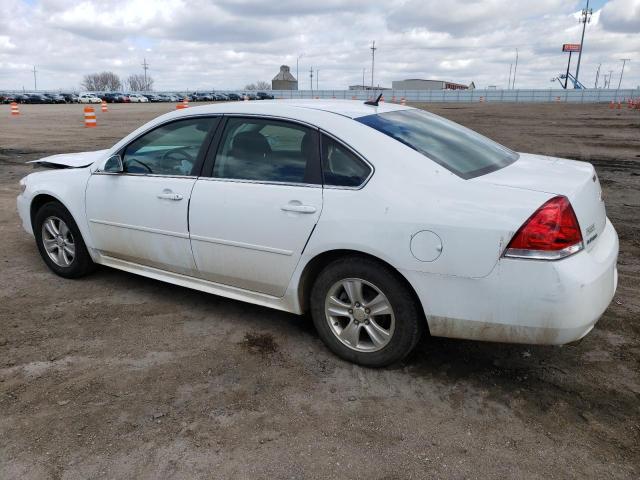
0, 0, 638, 91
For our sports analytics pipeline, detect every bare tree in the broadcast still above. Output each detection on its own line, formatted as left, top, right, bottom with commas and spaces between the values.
244, 81, 271, 91
81, 71, 122, 91
126, 74, 154, 92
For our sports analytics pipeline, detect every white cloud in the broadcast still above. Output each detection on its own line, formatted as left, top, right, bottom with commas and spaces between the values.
600, 0, 640, 33
0, 0, 638, 91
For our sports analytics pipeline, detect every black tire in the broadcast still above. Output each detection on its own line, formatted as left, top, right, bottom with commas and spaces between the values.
310, 256, 424, 367
33, 201, 95, 278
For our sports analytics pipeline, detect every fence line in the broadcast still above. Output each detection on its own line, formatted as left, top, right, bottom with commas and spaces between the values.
267, 88, 640, 103
5, 88, 639, 103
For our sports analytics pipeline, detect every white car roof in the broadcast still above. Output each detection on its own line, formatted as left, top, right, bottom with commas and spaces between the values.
172, 99, 411, 120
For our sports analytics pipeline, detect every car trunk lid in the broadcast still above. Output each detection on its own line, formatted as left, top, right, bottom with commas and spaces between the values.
474, 153, 606, 251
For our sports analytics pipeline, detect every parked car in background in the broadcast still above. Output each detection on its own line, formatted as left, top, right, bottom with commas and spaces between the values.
143, 94, 162, 102
1, 93, 16, 103
99, 92, 123, 103
226, 93, 241, 101
60, 93, 79, 103
44, 93, 67, 104
256, 91, 274, 100
242, 93, 257, 100
24, 93, 52, 104
13, 94, 29, 103
78, 93, 102, 104
214, 93, 229, 101
127, 93, 149, 103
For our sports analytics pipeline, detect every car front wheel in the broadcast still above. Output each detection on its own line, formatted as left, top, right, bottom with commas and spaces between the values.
34, 202, 95, 278
310, 256, 424, 367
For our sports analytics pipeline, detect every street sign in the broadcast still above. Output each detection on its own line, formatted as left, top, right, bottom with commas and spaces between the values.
563, 44, 581, 52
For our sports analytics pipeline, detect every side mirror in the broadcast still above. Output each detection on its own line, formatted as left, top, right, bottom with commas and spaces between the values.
103, 154, 124, 173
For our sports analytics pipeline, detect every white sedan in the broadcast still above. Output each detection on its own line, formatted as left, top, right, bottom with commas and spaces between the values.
77, 93, 102, 104
16, 100, 618, 366
128, 93, 149, 103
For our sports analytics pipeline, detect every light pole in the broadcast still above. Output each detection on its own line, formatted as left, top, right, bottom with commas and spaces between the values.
370, 41, 377, 89
362, 68, 366, 89
575, 0, 592, 87
296, 53, 303, 90
512, 49, 518, 89
316, 69, 319, 90
617, 58, 631, 90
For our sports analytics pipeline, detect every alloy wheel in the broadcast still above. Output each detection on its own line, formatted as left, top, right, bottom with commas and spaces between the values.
324, 278, 395, 352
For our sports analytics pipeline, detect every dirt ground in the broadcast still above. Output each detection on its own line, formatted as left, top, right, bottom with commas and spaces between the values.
1, 102, 639, 479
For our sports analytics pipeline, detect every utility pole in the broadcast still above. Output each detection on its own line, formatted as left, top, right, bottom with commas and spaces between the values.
141, 58, 149, 91
507, 63, 512, 90
607, 70, 614, 88
617, 58, 630, 90
32, 65, 37, 90
316, 69, 319, 90
512, 49, 519, 89
362, 68, 366, 89
594, 63, 601, 88
310, 66, 313, 93
296, 53, 303, 90
575, 0, 592, 87
370, 41, 377, 89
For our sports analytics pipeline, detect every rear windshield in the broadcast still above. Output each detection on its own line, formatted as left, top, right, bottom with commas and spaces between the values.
356, 109, 518, 179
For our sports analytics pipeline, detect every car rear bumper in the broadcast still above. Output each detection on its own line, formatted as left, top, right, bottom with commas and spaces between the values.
403, 218, 619, 345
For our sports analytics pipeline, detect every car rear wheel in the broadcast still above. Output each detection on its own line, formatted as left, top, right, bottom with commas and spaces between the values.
34, 202, 95, 278
310, 256, 423, 367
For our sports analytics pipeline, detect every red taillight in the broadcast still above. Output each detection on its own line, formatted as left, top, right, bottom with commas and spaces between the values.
504, 196, 583, 260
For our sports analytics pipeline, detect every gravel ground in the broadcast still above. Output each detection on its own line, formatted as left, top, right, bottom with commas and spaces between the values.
0, 102, 639, 479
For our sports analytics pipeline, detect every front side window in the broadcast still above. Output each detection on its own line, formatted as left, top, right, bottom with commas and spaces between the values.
122, 117, 218, 176
356, 109, 518, 179
321, 135, 371, 187
213, 117, 320, 184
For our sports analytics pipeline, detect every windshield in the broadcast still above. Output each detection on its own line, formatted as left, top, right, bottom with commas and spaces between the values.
356, 109, 518, 179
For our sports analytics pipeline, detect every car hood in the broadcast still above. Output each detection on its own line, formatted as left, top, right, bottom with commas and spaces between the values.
29, 149, 108, 169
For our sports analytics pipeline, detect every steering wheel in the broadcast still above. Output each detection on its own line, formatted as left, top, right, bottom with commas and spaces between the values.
126, 158, 153, 173
162, 146, 194, 163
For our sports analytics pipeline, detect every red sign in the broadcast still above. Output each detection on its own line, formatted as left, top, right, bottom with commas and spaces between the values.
563, 44, 581, 52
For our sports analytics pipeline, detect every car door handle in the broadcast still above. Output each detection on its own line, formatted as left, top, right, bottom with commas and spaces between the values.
157, 192, 183, 201
281, 203, 317, 214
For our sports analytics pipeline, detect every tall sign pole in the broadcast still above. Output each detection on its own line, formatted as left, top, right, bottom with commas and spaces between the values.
574, 0, 592, 87
142, 58, 149, 91
562, 44, 581, 89
32, 65, 38, 90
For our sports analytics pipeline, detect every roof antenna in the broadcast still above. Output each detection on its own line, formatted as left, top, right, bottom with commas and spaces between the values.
364, 93, 383, 106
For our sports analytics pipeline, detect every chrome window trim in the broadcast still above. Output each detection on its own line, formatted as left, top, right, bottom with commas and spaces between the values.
92, 171, 198, 180
319, 129, 375, 191
195, 176, 322, 189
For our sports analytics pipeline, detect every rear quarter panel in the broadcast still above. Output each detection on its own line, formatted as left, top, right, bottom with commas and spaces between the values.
305, 119, 554, 279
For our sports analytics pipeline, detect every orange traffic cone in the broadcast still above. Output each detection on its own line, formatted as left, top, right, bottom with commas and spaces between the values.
609, 101, 615, 109
176, 103, 186, 110
400, 97, 406, 106
84, 106, 96, 127
617, 101, 622, 109
479, 96, 485, 103
10, 102, 19, 116
101, 100, 108, 112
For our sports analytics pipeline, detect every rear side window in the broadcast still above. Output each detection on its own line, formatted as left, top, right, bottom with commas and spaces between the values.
356, 109, 518, 179
321, 135, 371, 187
213, 117, 320, 184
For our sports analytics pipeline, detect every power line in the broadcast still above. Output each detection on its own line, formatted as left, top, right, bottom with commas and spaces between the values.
574, 0, 592, 87
370, 41, 377, 89
617, 58, 631, 90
